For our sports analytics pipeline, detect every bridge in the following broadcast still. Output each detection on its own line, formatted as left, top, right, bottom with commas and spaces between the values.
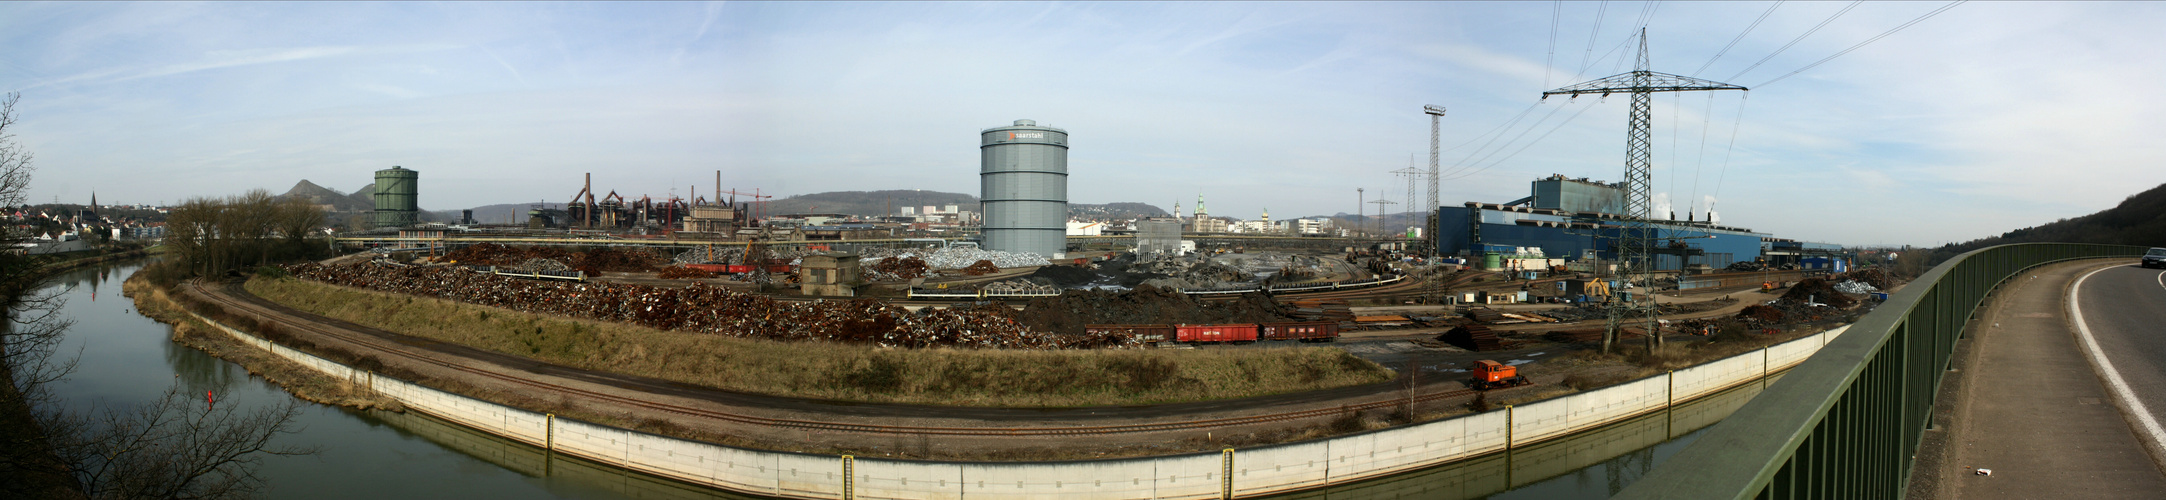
1617, 243, 2155, 499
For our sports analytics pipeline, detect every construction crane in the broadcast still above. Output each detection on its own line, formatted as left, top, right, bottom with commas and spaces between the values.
1543, 29, 1747, 353
719, 189, 773, 222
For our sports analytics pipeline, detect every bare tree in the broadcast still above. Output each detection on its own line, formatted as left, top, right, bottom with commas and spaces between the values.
46, 386, 313, 500
0, 92, 316, 499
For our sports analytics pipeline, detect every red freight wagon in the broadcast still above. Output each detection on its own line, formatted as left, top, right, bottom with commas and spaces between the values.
1177, 324, 1259, 344
1084, 324, 1175, 344
1261, 321, 1340, 342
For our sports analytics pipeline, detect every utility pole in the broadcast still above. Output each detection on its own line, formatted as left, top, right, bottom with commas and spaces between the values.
1356, 188, 1364, 238
1368, 199, 1397, 238
1391, 162, 1423, 238
1543, 29, 1746, 353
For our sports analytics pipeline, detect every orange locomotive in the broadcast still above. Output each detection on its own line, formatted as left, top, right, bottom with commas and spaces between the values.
1468, 360, 1531, 391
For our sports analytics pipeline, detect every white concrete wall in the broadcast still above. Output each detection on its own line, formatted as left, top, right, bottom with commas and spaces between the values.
188, 310, 1853, 499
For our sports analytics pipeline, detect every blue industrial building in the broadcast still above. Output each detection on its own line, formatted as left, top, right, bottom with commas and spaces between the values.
1435, 175, 1833, 271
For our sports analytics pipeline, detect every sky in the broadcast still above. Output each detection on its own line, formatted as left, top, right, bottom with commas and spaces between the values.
3, 1, 2163, 247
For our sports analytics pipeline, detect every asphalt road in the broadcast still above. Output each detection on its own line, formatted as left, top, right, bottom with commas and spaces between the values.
2074, 263, 2166, 462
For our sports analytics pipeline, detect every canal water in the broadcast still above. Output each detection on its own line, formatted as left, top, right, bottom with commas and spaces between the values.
36, 261, 1762, 499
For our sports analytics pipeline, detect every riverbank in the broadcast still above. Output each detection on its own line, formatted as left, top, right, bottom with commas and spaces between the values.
124, 274, 400, 411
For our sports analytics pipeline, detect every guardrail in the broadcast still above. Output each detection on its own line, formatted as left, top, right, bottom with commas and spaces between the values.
1616, 243, 2148, 500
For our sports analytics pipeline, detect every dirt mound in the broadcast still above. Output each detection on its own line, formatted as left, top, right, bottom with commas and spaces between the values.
1027, 264, 1098, 287
1018, 285, 1298, 335
1737, 304, 1785, 323
1779, 278, 1857, 308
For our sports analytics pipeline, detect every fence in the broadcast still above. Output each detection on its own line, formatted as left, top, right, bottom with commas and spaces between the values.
1615, 243, 2148, 499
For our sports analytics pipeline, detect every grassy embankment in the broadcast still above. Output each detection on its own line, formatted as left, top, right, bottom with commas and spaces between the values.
244, 277, 1394, 407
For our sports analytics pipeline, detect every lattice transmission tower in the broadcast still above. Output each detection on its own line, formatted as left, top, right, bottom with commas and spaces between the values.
1542, 29, 1747, 353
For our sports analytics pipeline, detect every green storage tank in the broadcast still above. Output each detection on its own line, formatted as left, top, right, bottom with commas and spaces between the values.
372, 166, 419, 228
1482, 253, 1502, 269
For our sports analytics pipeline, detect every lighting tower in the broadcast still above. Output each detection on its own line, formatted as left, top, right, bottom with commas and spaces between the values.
1424, 104, 1446, 303
1542, 29, 1747, 352
1424, 105, 1445, 251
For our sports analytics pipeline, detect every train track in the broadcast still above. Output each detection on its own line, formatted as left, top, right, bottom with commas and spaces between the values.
183, 281, 1517, 437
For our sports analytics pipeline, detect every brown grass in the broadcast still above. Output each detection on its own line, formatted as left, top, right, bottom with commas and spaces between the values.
243, 277, 1393, 407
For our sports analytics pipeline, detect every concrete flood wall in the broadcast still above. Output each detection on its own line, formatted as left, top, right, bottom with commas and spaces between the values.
188, 310, 1845, 500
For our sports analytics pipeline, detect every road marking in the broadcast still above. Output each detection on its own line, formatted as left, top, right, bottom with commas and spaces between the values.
2072, 266, 2166, 453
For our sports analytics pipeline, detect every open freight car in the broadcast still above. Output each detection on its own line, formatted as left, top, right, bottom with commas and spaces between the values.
1260, 321, 1340, 342
1083, 324, 1175, 344
1177, 324, 1259, 344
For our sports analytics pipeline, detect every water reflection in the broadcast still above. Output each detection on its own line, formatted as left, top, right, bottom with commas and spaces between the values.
1265, 375, 1775, 500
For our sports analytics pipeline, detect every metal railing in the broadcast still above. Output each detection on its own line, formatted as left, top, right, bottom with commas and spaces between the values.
1616, 243, 2146, 500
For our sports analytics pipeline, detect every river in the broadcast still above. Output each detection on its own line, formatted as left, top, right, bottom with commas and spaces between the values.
36, 260, 1759, 499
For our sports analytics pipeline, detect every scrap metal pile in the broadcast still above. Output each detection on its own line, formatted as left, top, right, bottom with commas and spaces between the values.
961, 260, 1001, 276
656, 266, 716, 280
866, 256, 930, 281
443, 243, 670, 274
282, 262, 1135, 349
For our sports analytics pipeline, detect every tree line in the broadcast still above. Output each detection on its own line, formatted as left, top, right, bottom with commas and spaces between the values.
160, 190, 329, 280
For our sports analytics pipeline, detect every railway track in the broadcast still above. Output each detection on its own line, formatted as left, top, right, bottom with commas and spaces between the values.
183, 280, 1516, 437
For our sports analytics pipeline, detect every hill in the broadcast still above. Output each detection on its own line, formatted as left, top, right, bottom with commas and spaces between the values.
277, 180, 374, 212
1918, 181, 2166, 264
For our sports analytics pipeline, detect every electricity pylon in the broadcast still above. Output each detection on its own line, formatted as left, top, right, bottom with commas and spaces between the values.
1542, 29, 1747, 353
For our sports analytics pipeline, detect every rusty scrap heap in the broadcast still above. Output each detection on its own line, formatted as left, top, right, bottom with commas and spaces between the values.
282, 262, 1136, 349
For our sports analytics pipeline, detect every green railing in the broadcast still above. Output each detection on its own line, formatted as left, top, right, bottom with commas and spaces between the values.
1616, 243, 2147, 500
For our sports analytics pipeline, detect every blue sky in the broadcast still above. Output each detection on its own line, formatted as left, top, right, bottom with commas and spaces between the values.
4, 1, 2162, 247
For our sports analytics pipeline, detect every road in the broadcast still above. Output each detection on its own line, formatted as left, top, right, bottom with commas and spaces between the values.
2074, 264, 2166, 466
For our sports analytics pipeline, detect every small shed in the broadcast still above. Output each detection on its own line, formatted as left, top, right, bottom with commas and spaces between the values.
798, 252, 863, 297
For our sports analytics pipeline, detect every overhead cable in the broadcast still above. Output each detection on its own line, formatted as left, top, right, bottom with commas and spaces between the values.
1726, 1, 1864, 82
1572, 1, 1611, 82
1445, 99, 1603, 182
1693, 1, 1785, 77
1545, 1, 1562, 89
1710, 92, 1751, 206
1756, 1, 1966, 88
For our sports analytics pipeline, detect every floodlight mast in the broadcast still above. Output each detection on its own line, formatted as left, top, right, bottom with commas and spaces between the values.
1542, 29, 1747, 353
1424, 105, 1444, 255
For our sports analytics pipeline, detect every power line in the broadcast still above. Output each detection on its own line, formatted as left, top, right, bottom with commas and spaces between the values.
1446, 99, 1577, 179
1726, 1, 1863, 82
1710, 92, 1752, 210
1688, 92, 1718, 217
1756, 1, 1966, 88
1443, 99, 1601, 182
1572, 1, 1611, 81
1545, 1, 1563, 89
1693, 1, 1784, 77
